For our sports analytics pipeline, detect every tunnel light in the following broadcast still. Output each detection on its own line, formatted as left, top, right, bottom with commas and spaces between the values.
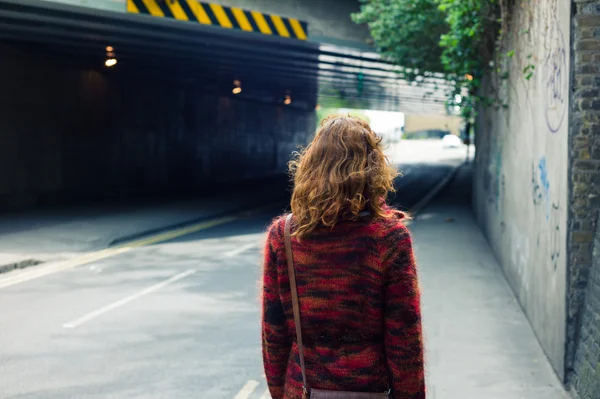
105, 58, 118, 67
284, 95, 292, 105
232, 80, 242, 94
106, 46, 114, 52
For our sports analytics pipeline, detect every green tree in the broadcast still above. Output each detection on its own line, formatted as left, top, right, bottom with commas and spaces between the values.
353, 0, 502, 119
352, 0, 447, 76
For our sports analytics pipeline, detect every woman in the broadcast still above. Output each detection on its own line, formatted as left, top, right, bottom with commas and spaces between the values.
261, 114, 425, 399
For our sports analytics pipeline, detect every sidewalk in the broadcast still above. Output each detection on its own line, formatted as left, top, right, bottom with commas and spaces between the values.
0, 174, 291, 272
412, 166, 570, 399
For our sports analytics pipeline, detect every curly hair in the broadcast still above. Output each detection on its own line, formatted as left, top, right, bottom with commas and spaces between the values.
289, 114, 401, 238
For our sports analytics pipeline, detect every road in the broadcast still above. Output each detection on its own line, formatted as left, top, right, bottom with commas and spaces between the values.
0, 140, 468, 399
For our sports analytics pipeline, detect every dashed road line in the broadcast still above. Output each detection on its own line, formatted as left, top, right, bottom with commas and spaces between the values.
225, 242, 257, 258
233, 380, 260, 399
0, 247, 132, 289
62, 269, 197, 329
259, 389, 272, 399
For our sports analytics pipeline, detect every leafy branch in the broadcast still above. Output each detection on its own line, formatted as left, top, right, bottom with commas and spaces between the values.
353, 0, 534, 121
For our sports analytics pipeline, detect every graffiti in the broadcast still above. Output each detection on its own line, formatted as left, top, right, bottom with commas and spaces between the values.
531, 156, 562, 270
549, 202, 561, 270
543, 22, 567, 133
531, 157, 551, 220
538, 157, 551, 220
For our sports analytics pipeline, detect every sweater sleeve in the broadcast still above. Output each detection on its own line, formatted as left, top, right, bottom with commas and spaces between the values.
261, 221, 291, 399
383, 224, 425, 399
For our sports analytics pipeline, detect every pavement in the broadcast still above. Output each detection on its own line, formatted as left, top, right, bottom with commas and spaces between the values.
414, 166, 569, 399
0, 174, 293, 272
0, 153, 571, 398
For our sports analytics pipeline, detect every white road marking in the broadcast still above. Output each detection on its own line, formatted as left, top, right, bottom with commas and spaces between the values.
233, 380, 260, 399
0, 247, 132, 288
0, 203, 276, 289
62, 269, 197, 329
259, 389, 272, 399
225, 242, 257, 258
89, 265, 103, 274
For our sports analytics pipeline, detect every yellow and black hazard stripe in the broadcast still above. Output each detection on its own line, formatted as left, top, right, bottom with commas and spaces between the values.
127, 0, 308, 40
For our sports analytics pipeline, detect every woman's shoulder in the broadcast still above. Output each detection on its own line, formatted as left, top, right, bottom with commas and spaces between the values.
265, 209, 410, 242
371, 206, 412, 241
265, 214, 289, 244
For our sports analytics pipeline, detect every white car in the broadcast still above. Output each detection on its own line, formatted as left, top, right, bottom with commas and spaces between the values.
442, 134, 463, 148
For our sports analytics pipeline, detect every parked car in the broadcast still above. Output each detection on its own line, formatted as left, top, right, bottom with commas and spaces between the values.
442, 134, 463, 148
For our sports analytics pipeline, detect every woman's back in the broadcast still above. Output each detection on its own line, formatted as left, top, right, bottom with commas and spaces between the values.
261, 114, 425, 399
263, 212, 424, 398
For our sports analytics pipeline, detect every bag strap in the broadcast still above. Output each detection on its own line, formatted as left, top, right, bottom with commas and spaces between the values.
284, 214, 309, 395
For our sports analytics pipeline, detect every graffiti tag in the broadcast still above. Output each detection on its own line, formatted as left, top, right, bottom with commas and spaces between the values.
543, 23, 567, 133
539, 157, 551, 220
532, 157, 551, 219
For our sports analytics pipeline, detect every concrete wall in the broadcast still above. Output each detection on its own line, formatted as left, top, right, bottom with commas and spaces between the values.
567, 1, 600, 397
42, 0, 125, 12
473, 0, 571, 378
0, 43, 315, 209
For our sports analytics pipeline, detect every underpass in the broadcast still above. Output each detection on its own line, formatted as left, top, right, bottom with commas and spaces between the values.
0, 1, 577, 398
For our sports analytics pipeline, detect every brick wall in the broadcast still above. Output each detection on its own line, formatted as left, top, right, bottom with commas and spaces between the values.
570, 222, 600, 398
567, 1, 600, 397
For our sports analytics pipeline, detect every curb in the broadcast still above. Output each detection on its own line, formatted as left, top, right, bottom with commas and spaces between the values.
108, 200, 285, 247
0, 258, 43, 274
407, 161, 465, 219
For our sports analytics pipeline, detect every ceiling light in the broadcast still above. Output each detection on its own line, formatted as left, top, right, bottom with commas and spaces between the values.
232, 80, 242, 94
105, 58, 117, 67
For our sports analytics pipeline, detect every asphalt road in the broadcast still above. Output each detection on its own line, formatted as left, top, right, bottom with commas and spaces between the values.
0, 143, 466, 399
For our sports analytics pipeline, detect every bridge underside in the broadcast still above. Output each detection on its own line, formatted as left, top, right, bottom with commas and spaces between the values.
0, 0, 449, 209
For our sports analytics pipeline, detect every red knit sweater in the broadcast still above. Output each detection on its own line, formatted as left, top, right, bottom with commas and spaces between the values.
261, 210, 425, 399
